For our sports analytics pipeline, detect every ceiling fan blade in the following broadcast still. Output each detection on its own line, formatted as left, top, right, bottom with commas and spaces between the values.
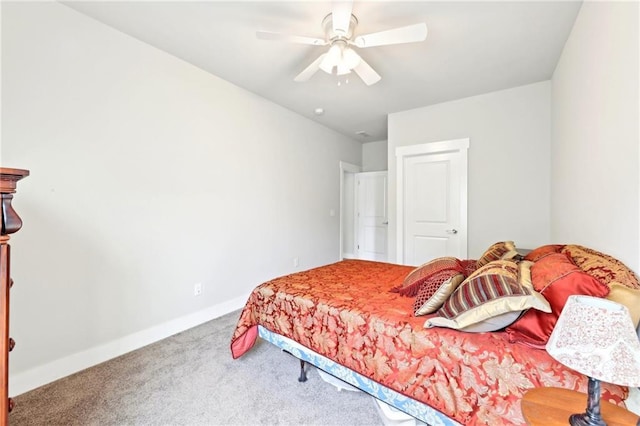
353, 23, 428, 48
294, 54, 327, 82
256, 31, 326, 46
352, 54, 381, 86
332, 1, 353, 35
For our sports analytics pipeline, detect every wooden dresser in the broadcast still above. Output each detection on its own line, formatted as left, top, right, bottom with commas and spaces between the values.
0, 167, 29, 425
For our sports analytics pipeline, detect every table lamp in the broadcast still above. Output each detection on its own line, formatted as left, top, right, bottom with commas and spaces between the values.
546, 295, 640, 426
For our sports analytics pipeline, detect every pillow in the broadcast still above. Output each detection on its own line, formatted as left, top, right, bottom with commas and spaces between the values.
456, 311, 522, 333
518, 260, 534, 288
434, 261, 537, 332
523, 244, 565, 262
475, 241, 518, 268
425, 260, 550, 332
395, 257, 463, 297
606, 283, 640, 328
459, 259, 478, 277
465, 258, 518, 282
561, 244, 640, 290
506, 253, 610, 348
413, 271, 465, 316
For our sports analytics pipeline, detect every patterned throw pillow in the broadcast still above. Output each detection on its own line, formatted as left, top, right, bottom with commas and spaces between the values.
425, 260, 550, 332
413, 271, 465, 316
506, 253, 610, 348
561, 245, 640, 290
459, 259, 478, 276
475, 241, 518, 268
396, 257, 464, 297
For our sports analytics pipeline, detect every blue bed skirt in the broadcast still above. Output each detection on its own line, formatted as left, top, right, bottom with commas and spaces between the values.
258, 325, 461, 426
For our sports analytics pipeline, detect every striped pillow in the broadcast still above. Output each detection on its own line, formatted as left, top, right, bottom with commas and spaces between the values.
476, 241, 518, 268
425, 260, 550, 331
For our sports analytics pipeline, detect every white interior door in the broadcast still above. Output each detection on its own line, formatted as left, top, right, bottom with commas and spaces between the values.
356, 172, 388, 262
397, 139, 468, 266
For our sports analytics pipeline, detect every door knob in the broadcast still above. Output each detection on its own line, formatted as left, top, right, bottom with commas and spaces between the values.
382, 221, 389, 225
446, 229, 458, 234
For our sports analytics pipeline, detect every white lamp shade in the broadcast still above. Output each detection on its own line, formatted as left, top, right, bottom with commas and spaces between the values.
546, 295, 640, 387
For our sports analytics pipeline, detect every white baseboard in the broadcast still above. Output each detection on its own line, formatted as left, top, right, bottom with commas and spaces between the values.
342, 252, 356, 259
9, 294, 249, 396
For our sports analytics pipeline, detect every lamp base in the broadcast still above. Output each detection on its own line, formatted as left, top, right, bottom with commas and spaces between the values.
569, 412, 607, 426
568, 377, 607, 426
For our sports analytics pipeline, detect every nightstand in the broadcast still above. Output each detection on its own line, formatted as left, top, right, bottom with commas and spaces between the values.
0, 167, 29, 425
521, 387, 639, 426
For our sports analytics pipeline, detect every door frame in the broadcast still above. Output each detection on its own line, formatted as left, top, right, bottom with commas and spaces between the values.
339, 161, 361, 259
395, 138, 469, 264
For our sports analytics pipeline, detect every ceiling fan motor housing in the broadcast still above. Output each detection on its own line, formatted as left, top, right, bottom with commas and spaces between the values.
322, 13, 358, 41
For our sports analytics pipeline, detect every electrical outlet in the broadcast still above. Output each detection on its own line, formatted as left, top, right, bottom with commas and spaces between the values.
194, 282, 202, 296
293, 257, 299, 267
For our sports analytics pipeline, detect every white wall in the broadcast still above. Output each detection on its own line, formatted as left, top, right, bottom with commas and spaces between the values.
388, 82, 551, 261
362, 140, 388, 172
551, 1, 639, 272
1, 2, 361, 394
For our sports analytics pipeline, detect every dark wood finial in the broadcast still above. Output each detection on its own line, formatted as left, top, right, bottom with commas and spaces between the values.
0, 168, 29, 237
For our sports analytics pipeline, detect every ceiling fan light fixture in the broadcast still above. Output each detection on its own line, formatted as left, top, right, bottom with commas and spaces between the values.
327, 43, 342, 61
342, 47, 361, 69
319, 61, 333, 74
319, 43, 342, 73
320, 41, 360, 76
336, 62, 351, 76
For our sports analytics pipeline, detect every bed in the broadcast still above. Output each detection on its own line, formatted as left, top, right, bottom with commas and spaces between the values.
230, 244, 638, 425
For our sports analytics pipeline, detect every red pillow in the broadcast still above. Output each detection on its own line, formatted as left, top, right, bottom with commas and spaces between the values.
395, 257, 464, 297
505, 253, 609, 348
523, 244, 565, 263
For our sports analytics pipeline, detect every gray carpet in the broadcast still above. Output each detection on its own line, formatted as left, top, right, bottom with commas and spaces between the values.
10, 310, 385, 425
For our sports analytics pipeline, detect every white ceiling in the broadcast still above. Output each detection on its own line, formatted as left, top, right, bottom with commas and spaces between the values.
62, 1, 582, 142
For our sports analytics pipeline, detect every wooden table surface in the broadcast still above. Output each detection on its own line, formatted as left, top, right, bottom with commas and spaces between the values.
521, 387, 639, 426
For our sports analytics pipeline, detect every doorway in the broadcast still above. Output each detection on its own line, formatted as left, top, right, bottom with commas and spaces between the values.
340, 163, 388, 262
354, 171, 388, 261
340, 162, 360, 259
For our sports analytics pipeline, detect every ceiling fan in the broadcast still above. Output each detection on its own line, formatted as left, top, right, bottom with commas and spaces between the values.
256, 1, 428, 86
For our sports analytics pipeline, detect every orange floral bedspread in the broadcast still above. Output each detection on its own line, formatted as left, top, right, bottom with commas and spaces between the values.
230, 259, 628, 425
